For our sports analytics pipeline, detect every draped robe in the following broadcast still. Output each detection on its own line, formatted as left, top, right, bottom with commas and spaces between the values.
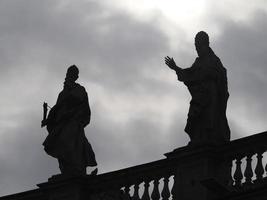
176, 48, 230, 145
43, 82, 97, 175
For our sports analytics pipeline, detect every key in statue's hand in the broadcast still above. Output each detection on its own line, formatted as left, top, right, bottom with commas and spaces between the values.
41, 119, 48, 127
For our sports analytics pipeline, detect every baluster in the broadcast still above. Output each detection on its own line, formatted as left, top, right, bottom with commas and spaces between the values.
226, 158, 234, 187
124, 185, 132, 200
233, 157, 243, 187
132, 183, 140, 200
171, 175, 177, 200
161, 176, 170, 200
255, 151, 264, 183
244, 154, 253, 186
221, 156, 234, 187
151, 178, 160, 200
141, 180, 150, 200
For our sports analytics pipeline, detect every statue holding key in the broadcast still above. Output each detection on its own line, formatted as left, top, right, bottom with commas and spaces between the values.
42, 65, 97, 176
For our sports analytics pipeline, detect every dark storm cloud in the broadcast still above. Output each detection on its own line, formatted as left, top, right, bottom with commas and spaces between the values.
213, 10, 267, 132
0, 0, 169, 91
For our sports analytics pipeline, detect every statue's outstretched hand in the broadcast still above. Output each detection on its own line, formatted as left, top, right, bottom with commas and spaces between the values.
165, 56, 178, 71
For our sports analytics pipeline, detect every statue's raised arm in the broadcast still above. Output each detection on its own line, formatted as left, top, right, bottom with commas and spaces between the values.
165, 56, 182, 73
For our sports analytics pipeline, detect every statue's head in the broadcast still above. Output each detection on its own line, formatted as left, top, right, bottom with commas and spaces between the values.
66, 65, 79, 82
195, 31, 210, 57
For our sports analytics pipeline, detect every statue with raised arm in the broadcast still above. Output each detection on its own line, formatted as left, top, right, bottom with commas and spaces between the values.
41, 65, 97, 176
165, 31, 230, 146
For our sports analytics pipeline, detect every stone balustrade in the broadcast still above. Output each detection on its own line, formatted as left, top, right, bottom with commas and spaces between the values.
1, 131, 267, 200
84, 158, 177, 200
219, 131, 267, 189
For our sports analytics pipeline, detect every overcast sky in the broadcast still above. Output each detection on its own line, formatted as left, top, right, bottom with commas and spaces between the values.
0, 0, 267, 196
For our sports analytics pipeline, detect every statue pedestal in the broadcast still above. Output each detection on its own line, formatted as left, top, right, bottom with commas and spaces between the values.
165, 144, 230, 200
37, 175, 88, 200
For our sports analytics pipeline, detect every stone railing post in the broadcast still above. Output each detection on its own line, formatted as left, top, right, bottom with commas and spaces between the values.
165, 145, 228, 200
37, 176, 88, 200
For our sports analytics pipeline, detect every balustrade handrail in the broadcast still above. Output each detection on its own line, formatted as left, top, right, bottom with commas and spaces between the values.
0, 189, 44, 200
85, 157, 177, 191
218, 131, 267, 158
85, 131, 267, 191
2, 132, 267, 200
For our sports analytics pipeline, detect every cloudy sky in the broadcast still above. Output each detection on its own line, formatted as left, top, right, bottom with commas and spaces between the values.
0, 0, 267, 196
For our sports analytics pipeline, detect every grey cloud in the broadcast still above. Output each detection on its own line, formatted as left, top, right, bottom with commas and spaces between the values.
0, 112, 58, 195
228, 119, 249, 140
212, 10, 267, 130
0, 0, 170, 91
87, 102, 185, 172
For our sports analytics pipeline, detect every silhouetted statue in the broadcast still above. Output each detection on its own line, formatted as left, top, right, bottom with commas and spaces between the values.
41, 65, 97, 176
165, 31, 230, 146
